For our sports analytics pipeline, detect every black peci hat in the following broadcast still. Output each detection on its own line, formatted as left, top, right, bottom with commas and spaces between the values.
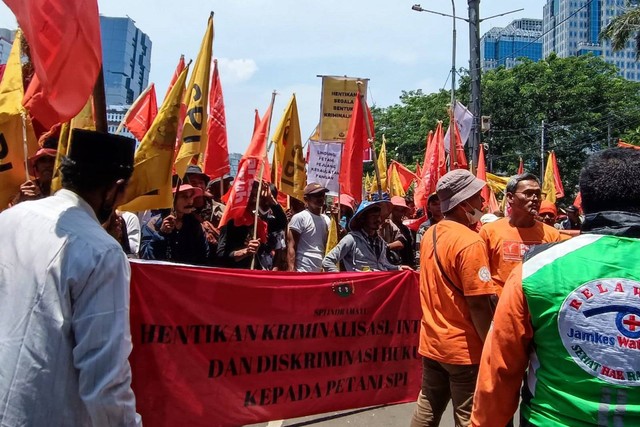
67, 129, 135, 177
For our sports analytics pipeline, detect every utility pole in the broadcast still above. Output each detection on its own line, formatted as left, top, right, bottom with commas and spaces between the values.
468, 0, 481, 169
540, 120, 545, 179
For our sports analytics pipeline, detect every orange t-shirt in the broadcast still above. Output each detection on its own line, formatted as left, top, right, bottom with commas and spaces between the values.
418, 220, 496, 365
479, 218, 561, 296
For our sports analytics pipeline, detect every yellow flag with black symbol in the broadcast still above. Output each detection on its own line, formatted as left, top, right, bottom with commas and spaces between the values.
174, 12, 214, 178
0, 30, 38, 209
272, 94, 306, 200
119, 65, 190, 211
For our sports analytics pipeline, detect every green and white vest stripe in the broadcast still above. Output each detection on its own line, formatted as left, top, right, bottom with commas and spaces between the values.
521, 234, 640, 426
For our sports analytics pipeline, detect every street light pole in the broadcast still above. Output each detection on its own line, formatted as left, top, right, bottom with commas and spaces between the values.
449, 0, 457, 170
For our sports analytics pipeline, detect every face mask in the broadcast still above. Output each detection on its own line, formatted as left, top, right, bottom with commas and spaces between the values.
464, 203, 484, 225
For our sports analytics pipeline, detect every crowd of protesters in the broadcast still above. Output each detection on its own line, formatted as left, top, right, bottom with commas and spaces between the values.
3, 127, 640, 426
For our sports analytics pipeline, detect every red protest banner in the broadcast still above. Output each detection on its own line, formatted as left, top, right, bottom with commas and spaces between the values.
129, 262, 422, 427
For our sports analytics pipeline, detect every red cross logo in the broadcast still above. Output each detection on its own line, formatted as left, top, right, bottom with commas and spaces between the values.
623, 314, 640, 332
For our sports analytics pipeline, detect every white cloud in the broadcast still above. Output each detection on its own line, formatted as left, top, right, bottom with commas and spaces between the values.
217, 58, 258, 84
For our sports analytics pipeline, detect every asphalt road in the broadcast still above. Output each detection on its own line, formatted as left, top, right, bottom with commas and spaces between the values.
245, 401, 458, 427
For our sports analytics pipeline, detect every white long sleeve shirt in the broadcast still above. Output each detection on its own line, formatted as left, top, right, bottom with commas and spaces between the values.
0, 189, 140, 426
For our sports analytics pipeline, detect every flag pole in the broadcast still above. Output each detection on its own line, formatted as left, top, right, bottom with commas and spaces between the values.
20, 111, 29, 180
250, 90, 277, 270
92, 66, 107, 133
357, 81, 382, 200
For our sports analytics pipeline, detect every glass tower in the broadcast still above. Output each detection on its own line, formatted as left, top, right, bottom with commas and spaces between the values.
481, 19, 543, 72
100, 16, 152, 106
543, 0, 640, 81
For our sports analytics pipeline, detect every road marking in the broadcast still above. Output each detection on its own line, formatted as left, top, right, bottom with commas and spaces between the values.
266, 420, 284, 427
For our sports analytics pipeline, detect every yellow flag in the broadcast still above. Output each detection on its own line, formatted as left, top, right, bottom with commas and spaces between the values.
388, 162, 406, 197
50, 98, 96, 192
119, 65, 190, 211
0, 30, 38, 209
541, 151, 557, 204
371, 136, 388, 193
174, 13, 214, 178
272, 94, 306, 200
486, 172, 509, 195
325, 215, 339, 257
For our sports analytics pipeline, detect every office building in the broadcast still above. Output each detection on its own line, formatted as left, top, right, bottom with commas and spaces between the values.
0, 28, 15, 64
543, 0, 640, 81
229, 153, 242, 178
100, 16, 152, 105
106, 105, 136, 142
481, 19, 543, 71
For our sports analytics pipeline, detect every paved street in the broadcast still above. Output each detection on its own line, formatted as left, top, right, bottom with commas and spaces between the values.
246, 401, 453, 427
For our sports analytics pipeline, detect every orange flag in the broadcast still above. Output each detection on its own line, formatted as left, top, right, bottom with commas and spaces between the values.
388, 160, 418, 192
414, 125, 446, 209
517, 157, 524, 174
476, 142, 490, 203
203, 59, 230, 180
449, 122, 468, 170
219, 104, 273, 227
339, 91, 374, 203
10, 0, 102, 128
121, 84, 158, 141
550, 151, 564, 198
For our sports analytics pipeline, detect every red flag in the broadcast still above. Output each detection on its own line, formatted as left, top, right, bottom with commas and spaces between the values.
414, 125, 446, 209
339, 92, 373, 202
203, 59, 230, 180
165, 55, 186, 100
219, 104, 273, 227
449, 122, 468, 170
574, 192, 583, 214
476, 143, 490, 204
388, 160, 418, 192
123, 84, 158, 142
10, 0, 102, 128
415, 161, 422, 179
550, 151, 564, 198
517, 157, 524, 174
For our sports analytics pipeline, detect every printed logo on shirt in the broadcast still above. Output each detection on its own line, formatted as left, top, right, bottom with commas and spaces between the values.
558, 278, 640, 386
478, 266, 491, 282
502, 240, 539, 262
332, 281, 354, 298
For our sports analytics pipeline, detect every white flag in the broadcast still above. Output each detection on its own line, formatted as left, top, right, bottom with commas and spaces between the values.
443, 101, 474, 152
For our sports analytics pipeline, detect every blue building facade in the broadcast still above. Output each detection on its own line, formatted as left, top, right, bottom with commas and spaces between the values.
481, 19, 543, 72
544, 0, 640, 81
100, 16, 152, 106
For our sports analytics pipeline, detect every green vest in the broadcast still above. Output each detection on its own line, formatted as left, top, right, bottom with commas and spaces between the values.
521, 234, 640, 426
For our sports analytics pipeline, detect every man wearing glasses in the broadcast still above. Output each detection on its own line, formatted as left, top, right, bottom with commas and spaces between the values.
479, 173, 562, 297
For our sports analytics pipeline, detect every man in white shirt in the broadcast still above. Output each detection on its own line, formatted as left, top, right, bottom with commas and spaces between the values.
0, 129, 141, 426
287, 182, 331, 272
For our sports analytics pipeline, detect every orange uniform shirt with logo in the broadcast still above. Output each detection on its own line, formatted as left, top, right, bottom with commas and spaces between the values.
418, 220, 496, 365
479, 218, 561, 296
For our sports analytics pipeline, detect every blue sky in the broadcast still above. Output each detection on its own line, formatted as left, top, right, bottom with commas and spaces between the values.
0, 0, 545, 155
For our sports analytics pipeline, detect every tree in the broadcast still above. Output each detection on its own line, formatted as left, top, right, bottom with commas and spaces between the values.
371, 89, 452, 167
374, 54, 640, 201
600, 2, 640, 58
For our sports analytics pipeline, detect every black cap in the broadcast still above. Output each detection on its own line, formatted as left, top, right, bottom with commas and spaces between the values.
67, 129, 135, 176
185, 164, 210, 184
